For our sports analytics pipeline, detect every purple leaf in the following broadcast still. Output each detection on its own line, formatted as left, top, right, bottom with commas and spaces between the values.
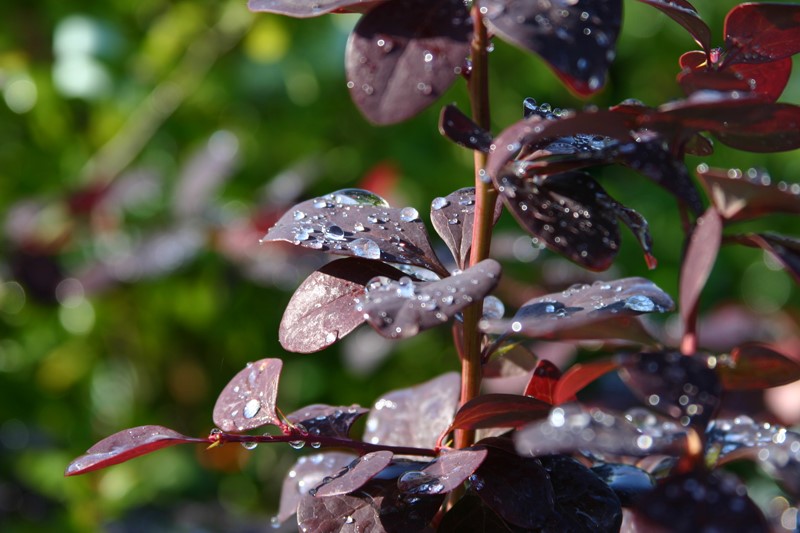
248, 0, 382, 17
438, 493, 518, 532
554, 359, 620, 405
212, 358, 283, 432
715, 342, 800, 390
723, 3, 800, 65
636, 0, 710, 52
523, 359, 561, 404
732, 232, 800, 284
312, 450, 394, 497
449, 394, 551, 430
480, 0, 622, 96
438, 105, 493, 153
727, 58, 792, 102
697, 165, 800, 222
363, 372, 459, 449
277, 452, 357, 524
261, 190, 448, 277
429, 188, 502, 269
483, 277, 673, 342
280, 258, 405, 353
679, 208, 723, 337
286, 404, 370, 439
345, 0, 471, 124
409, 447, 488, 494
359, 259, 501, 339
65, 425, 204, 476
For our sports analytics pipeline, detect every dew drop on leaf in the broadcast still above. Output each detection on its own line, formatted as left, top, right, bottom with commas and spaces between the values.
350, 238, 381, 259
432, 197, 450, 210
400, 207, 420, 222
241, 441, 258, 450
243, 399, 262, 419
289, 440, 305, 449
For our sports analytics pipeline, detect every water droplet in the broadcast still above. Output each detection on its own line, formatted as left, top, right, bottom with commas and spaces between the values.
270, 516, 281, 529
294, 227, 311, 242
313, 199, 329, 208
330, 188, 390, 207
325, 332, 336, 344
350, 238, 381, 259
289, 440, 306, 449
311, 442, 322, 449
293, 210, 306, 221
624, 295, 656, 312
324, 225, 346, 241
423, 51, 433, 63
482, 295, 504, 319
243, 399, 262, 419
241, 441, 258, 450
431, 197, 449, 210
353, 222, 365, 232
400, 207, 419, 222
344, 516, 355, 524
396, 277, 416, 298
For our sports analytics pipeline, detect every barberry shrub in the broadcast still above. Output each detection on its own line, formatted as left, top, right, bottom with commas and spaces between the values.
67, 1, 800, 531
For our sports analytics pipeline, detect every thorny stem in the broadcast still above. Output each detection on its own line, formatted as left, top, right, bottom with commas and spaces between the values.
455, 4, 496, 451
212, 431, 437, 457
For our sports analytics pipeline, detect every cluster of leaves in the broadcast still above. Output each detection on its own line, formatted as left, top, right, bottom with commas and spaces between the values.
66, 1, 800, 532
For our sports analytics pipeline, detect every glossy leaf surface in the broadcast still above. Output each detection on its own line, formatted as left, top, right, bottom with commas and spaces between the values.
723, 3, 800, 65
553, 359, 620, 404
212, 358, 283, 432
523, 359, 561, 404
715, 343, 800, 390
412, 447, 488, 494
697, 165, 800, 221
438, 105, 493, 153
248, 0, 381, 17
636, 0, 710, 52
679, 208, 722, 336
732, 233, 800, 284
449, 394, 550, 430
277, 452, 356, 524
591, 463, 656, 506
286, 404, 370, 439
312, 450, 394, 497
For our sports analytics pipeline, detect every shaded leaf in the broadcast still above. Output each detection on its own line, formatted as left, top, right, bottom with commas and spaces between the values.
286, 404, 370, 439
679, 208, 723, 336
554, 359, 620, 404
591, 463, 656, 506
277, 452, 356, 524
213, 358, 283, 432
715, 343, 800, 390
65, 425, 204, 476
732, 232, 800, 284
248, 0, 382, 17
449, 394, 550, 431
280, 258, 405, 353
313, 451, 394, 497
636, 0, 710, 52
429, 188, 502, 268
262, 191, 448, 276
345, 0, 471, 124
483, 277, 673, 342
523, 359, 562, 404
483, 343, 537, 379
723, 3, 800, 65
363, 372, 459, 449
697, 165, 800, 222
439, 493, 528, 533
359, 259, 501, 339
439, 105, 493, 152
480, 0, 622, 96
728, 58, 792, 102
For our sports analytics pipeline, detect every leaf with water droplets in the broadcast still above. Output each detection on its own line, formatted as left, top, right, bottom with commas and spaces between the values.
312, 450, 394, 497
636, 0, 710, 52
483, 277, 673, 342
618, 350, 722, 429
212, 358, 283, 432
363, 372, 459, 448
277, 452, 357, 525
65, 425, 204, 476
480, 0, 622, 96
553, 359, 620, 405
732, 233, 800, 284
412, 447, 488, 495
715, 343, 800, 390
280, 258, 405, 353
360, 259, 501, 339
248, 0, 382, 17
697, 165, 800, 222
429, 187, 502, 268
724, 3, 800, 66
345, 0, 471, 124
449, 394, 550, 431
438, 104, 493, 152
262, 194, 448, 276
286, 404, 370, 439
679, 208, 723, 341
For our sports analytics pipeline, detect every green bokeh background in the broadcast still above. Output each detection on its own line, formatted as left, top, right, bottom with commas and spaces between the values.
1, 0, 798, 530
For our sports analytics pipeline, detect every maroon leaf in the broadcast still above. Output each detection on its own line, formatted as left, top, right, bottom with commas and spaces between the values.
678, 68, 753, 96
438, 105, 493, 153
438, 493, 517, 532
312, 450, 394, 497
483, 344, 537, 379
280, 258, 405, 353
410, 447, 488, 494
261, 190, 448, 277
723, 3, 800, 65
553, 359, 620, 405
679, 208, 723, 337
480, 0, 622, 96
727, 58, 792, 102
65, 426, 204, 476
732, 233, 800, 284
523, 359, 561, 404
359, 259, 501, 339
363, 372, 459, 449
697, 165, 800, 222
716, 342, 800, 390
636, 0, 710, 52
286, 404, 370, 439
212, 358, 283, 432
679, 49, 709, 70
715, 104, 800, 152
483, 277, 673, 343
248, 0, 382, 17
277, 452, 356, 524
449, 394, 550, 431
429, 188, 502, 269
345, 0, 471, 124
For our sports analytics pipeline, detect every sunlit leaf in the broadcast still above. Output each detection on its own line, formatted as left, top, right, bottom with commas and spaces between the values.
679, 208, 723, 336
277, 452, 356, 524
449, 394, 550, 430
697, 165, 800, 222
313, 450, 394, 497
523, 359, 561, 404
286, 404, 370, 439
248, 0, 383, 17
554, 359, 620, 404
438, 105, 493, 152
715, 343, 800, 390
212, 358, 283, 432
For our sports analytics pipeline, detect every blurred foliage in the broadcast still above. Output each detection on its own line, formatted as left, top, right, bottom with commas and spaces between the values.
0, 0, 798, 531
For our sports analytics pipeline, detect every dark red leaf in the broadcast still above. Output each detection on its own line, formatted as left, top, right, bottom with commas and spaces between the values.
679, 208, 723, 335
248, 0, 382, 17
484, 277, 673, 344
723, 3, 800, 65
636, 0, 710, 52
345, 0, 471, 124
732, 233, 800, 284
359, 259, 501, 339
212, 358, 283, 432
696, 165, 800, 222
286, 404, 370, 439
280, 258, 405, 353
262, 190, 448, 277
438, 105, 493, 153
449, 394, 550, 430
439, 493, 524, 533
715, 103, 800, 152
553, 360, 619, 405
480, 0, 622, 96
363, 372, 459, 449
277, 452, 356, 524
312, 450, 394, 497
679, 49, 709, 70
483, 344, 537, 379
727, 57, 792, 102
65, 425, 204, 476
716, 342, 800, 390
523, 359, 561, 404
678, 69, 753, 96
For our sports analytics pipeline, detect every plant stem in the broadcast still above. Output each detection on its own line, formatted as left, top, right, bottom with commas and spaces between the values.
455, 5, 496, 450
214, 432, 437, 457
